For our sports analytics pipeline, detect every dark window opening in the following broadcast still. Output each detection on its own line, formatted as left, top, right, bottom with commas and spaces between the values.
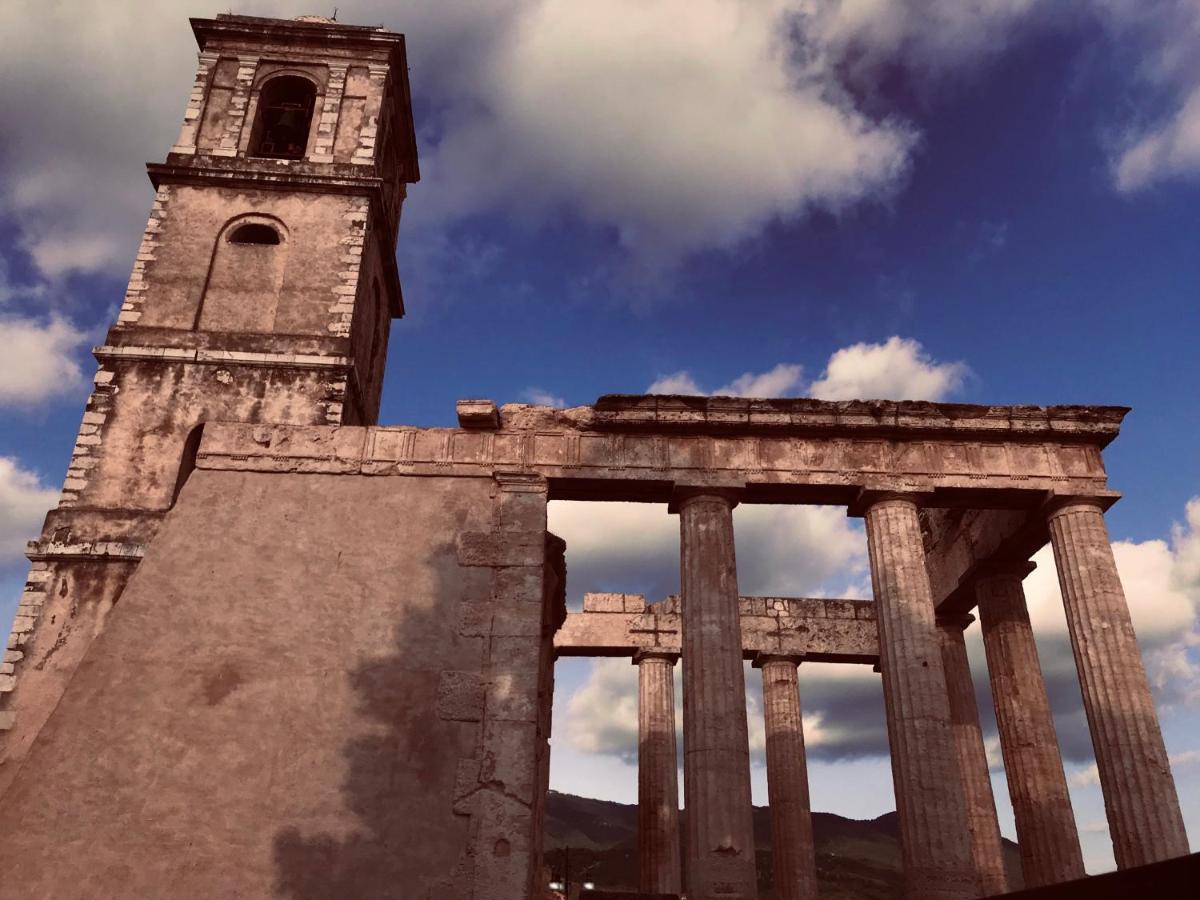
251, 76, 316, 160
228, 223, 281, 245
171, 424, 205, 507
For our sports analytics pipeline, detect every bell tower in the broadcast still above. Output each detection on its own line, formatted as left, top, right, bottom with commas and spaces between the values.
0, 14, 418, 778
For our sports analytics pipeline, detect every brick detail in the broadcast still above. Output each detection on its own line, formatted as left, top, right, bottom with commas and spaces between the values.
116, 186, 171, 326
212, 55, 257, 157
351, 67, 388, 166
0, 563, 51, 727
328, 197, 368, 337
311, 65, 346, 161
171, 51, 219, 154
57, 367, 119, 508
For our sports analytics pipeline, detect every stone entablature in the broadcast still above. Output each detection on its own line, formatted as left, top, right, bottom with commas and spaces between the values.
193, 396, 1124, 506
555, 593, 878, 663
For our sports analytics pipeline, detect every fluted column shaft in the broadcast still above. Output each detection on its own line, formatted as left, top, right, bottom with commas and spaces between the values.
637, 651, 682, 895
864, 495, 978, 900
756, 655, 818, 900
936, 615, 1009, 897
976, 567, 1085, 886
678, 491, 757, 899
1047, 501, 1189, 867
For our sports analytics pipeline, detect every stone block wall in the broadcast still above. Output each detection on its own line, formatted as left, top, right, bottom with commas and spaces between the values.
0, 467, 559, 899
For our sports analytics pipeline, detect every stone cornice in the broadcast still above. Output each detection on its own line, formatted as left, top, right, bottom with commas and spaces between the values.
147, 160, 386, 198
94, 345, 353, 371
26, 540, 146, 563
590, 395, 1130, 446
191, 15, 403, 55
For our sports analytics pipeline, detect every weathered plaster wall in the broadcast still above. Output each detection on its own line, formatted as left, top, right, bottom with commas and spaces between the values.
132, 185, 364, 334
0, 469, 512, 897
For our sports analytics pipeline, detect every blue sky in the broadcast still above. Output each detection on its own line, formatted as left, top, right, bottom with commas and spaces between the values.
1, 0, 1198, 876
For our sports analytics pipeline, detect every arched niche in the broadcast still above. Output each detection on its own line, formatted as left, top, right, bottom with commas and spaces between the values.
196, 215, 289, 333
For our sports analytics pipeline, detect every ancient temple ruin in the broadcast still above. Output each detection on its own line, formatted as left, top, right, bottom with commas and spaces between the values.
0, 13, 1189, 900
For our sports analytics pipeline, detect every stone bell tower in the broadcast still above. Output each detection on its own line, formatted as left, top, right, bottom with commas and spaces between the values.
0, 14, 419, 787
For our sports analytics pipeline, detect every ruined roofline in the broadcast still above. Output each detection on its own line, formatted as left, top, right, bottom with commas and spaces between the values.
459, 396, 1130, 446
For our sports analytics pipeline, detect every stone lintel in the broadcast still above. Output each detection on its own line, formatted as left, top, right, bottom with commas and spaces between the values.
556, 596, 879, 664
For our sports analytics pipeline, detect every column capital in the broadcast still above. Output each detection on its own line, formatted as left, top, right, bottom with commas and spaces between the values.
752, 652, 805, 669
1042, 492, 1119, 521
974, 559, 1036, 582
668, 484, 742, 514
936, 612, 977, 633
632, 649, 679, 666
847, 487, 935, 518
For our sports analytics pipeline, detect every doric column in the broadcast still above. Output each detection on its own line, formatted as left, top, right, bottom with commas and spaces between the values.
754, 654, 818, 900
975, 563, 1085, 886
1046, 500, 1189, 868
675, 489, 758, 899
935, 614, 1009, 896
862, 493, 978, 900
635, 650, 682, 896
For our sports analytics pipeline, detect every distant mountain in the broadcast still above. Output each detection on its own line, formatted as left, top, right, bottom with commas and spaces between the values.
543, 791, 1022, 899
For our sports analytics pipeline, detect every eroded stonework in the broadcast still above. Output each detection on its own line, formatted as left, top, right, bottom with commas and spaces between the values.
0, 11, 1189, 900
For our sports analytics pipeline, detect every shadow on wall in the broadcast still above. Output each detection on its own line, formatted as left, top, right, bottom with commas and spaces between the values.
271, 541, 477, 898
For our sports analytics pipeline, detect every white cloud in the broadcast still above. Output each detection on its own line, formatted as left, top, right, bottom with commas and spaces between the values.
648, 337, 965, 402
1099, 1, 1200, 190
646, 371, 705, 395
0, 315, 88, 407
565, 657, 644, 762
520, 387, 567, 407
414, 0, 915, 265
717, 364, 806, 399
1114, 86, 1200, 191
0, 457, 56, 564
0, 1, 916, 280
807, 336, 967, 401
0, 0, 1194, 287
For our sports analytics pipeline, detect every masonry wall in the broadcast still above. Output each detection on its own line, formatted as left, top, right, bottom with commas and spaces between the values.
0, 468, 553, 898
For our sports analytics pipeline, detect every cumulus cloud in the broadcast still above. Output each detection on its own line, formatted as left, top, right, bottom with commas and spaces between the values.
717, 364, 807, 399
646, 372, 705, 395
0, 457, 56, 564
807, 336, 968, 401
520, 387, 567, 407
0, 315, 88, 407
1114, 87, 1200, 190
1100, 0, 1200, 190
0, 0, 1195, 287
0, 0, 917, 281
647, 337, 965, 401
